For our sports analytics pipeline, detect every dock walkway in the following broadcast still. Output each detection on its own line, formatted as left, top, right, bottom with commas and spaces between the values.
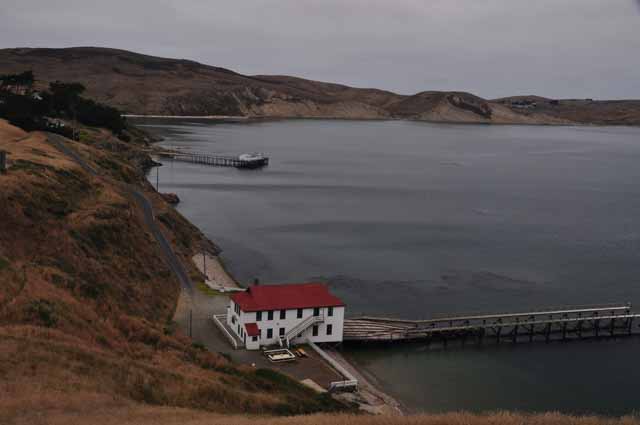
158, 151, 269, 169
344, 303, 640, 345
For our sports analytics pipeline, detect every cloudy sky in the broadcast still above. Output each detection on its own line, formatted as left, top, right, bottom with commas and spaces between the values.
1, 0, 639, 98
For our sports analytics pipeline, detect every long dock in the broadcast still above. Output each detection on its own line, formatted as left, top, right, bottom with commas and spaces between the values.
158, 151, 269, 169
344, 303, 640, 345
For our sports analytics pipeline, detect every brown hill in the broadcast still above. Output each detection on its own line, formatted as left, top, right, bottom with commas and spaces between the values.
0, 120, 345, 421
2, 47, 639, 124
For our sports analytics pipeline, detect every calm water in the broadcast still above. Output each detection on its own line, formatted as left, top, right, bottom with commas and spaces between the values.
138, 118, 640, 414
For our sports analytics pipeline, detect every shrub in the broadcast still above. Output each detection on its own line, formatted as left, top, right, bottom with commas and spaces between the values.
27, 299, 58, 327
163, 321, 177, 336
0, 256, 9, 271
79, 280, 107, 300
191, 342, 206, 351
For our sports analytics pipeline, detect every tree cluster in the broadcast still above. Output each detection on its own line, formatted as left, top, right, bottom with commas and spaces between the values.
0, 71, 126, 137
0, 70, 35, 95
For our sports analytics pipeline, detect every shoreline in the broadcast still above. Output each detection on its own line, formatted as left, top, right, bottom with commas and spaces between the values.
156, 162, 405, 414
127, 113, 640, 128
182, 241, 406, 414
124, 114, 249, 120
329, 349, 406, 415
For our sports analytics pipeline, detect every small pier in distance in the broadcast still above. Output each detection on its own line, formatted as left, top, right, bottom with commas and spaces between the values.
157, 151, 269, 169
344, 303, 640, 346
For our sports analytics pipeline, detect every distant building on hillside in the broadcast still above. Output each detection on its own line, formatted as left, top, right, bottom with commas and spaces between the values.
226, 283, 345, 350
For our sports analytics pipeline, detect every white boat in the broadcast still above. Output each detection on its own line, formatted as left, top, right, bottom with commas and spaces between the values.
238, 153, 265, 162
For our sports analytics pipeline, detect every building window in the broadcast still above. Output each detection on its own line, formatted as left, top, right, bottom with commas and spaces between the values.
279, 327, 285, 336
312, 325, 319, 336
252, 336, 258, 342
267, 328, 273, 339
256, 311, 262, 321
267, 310, 274, 320
232, 316, 236, 324
297, 308, 303, 319
313, 307, 320, 317
328, 306, 334, 317
326, 324, 333, 335
280, 310, 286, 320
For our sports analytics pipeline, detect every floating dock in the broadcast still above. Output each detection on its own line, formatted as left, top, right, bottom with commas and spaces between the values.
158, 151, 269, 169
344, 303, 640, 345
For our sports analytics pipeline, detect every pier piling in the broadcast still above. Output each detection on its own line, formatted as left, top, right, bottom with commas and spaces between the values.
343, 303, 640, 347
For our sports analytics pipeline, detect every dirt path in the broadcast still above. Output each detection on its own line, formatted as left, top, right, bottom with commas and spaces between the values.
192, 253, 239, 290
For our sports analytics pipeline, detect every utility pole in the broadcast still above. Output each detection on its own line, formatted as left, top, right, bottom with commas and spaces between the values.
156, 165, 159, 191
203, 253, 207, 278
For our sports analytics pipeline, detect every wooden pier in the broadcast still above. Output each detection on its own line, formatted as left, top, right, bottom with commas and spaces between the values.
343, 303, 640, 345
158, 152, 269, 169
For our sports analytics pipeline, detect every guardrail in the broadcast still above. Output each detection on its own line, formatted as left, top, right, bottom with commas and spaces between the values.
307, 340, 358, 392
329, 380, 359, 392
212, 314, 240, 349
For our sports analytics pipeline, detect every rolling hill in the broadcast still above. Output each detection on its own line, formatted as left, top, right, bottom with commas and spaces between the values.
2, 47, 639, 125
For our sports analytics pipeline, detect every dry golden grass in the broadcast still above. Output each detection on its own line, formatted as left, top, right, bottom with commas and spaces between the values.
0, 122, 344, 418
4, 405, 640, 425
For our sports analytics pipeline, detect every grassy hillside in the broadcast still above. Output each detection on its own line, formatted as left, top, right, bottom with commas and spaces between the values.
8, 405, 640, 425
0, 120, 346, 421
2, 47, 639, 124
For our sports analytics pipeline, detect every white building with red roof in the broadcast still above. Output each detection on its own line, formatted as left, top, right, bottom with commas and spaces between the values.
226, 283, 345, 350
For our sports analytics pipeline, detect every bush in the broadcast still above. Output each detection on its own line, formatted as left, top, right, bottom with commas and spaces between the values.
0, 256, 9, 271
191, 341, 206, 351
27, 299, 58, 327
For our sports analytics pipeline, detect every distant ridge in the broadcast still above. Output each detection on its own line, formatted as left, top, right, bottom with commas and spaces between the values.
1, 47, 639, 125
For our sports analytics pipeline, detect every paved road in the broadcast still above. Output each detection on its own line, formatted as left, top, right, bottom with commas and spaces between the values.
46, 133, 194, 296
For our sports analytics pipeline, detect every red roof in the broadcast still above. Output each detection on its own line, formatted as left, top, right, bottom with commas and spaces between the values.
231, 283, 345, 312
244, 323, 260, 337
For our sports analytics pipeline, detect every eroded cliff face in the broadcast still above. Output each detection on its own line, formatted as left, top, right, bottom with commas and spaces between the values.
1, 47, 639, 125
161, 86, 390, 119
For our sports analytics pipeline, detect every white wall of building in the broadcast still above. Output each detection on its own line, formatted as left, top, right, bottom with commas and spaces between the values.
226, 300, 344, 349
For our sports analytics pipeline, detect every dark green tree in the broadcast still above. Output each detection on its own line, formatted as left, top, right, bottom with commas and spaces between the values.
0, 70, 35, 94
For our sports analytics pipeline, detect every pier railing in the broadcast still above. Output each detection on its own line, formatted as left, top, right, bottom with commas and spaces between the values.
344, 303, 640, 345
157, 151, 269, 169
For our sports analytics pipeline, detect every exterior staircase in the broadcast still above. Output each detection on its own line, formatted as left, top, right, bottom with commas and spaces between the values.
280, 314, 324, 347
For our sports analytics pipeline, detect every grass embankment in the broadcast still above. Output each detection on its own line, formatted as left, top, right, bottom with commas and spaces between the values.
8, 407, 640, 425
0, 120, 347, 421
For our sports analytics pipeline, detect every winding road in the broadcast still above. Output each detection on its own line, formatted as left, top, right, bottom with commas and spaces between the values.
46, 133, 194, 296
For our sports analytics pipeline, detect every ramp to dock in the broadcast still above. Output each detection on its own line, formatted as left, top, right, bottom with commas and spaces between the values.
307, 340, 358, 392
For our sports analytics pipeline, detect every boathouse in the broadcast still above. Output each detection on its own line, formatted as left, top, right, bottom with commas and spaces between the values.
226, 283, 345, 350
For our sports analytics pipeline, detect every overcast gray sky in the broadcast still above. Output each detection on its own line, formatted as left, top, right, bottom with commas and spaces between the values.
1, 0, 639, 98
